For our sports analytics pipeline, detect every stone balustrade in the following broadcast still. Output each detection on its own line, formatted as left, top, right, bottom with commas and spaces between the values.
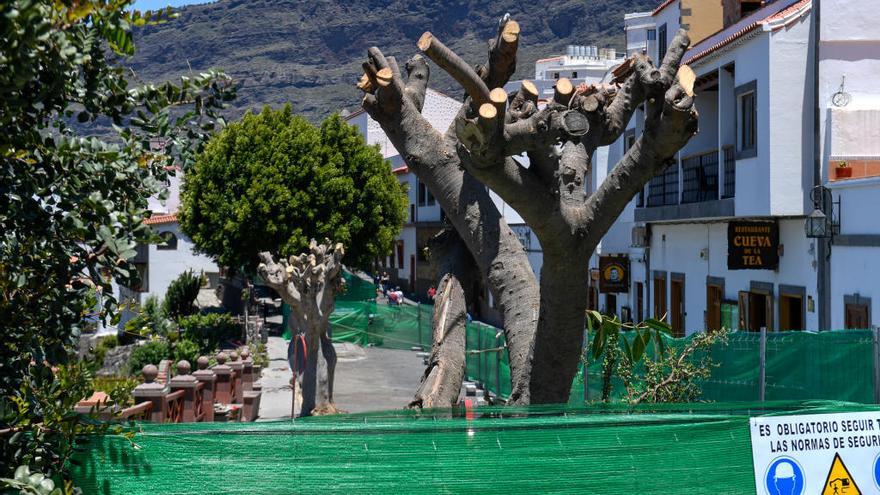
78, 346, 264, 423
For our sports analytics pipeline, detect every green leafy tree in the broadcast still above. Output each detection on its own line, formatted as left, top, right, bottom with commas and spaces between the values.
180, 107, 406, 416
0, 0, 234, 483
179, 106, 408, 271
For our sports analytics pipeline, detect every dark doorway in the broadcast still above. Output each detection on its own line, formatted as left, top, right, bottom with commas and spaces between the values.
779, 294, 804, 331
747, 292, 773, 332
706, 283, 722, 332
671, 279, 684, 337
635, 282, 644, 323
605, 293, 617, 317
653, 275, 667, 321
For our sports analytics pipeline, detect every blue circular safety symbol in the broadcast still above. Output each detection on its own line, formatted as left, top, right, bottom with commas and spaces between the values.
765, 457, 804, 495
873, 453, 880, 490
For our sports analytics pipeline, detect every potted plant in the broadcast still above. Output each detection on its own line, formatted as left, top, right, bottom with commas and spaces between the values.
836, 160, 852, 178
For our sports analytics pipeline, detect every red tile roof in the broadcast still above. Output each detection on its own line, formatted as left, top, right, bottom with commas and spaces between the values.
683, 0, 811, 66
144, 213, 178, 225
652, 0, 677, 16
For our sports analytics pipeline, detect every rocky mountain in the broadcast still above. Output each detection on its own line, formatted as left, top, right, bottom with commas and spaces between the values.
128, 0, 658, 122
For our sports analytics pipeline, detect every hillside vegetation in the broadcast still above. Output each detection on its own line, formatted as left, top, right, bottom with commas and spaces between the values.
129, 0, 657, 122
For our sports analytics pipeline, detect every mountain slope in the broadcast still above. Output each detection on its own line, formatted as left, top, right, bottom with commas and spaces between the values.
129, 0, 658, 122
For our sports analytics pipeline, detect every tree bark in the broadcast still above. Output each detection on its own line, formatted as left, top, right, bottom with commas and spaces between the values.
359, 43, 539, 404
257, 239, 345, 416
410, 228, 473, 409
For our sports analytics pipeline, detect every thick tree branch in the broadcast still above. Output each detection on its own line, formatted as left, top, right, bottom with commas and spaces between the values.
418, 32, 491, 106
404, 55, 430, 112
582, 79, 698, 249
600, 29, 691, 145
482, 18, 520, 89
409, 228, 473, 409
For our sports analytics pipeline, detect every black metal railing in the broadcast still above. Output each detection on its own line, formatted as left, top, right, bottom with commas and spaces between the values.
722, 147, 735, 199
681, 150, 719, 204
646, 161, 679, 207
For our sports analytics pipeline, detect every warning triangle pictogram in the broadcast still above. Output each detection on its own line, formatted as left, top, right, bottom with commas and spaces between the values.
822, 453, 861, 495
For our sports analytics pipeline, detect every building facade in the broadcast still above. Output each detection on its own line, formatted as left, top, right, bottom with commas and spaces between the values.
599, 0, 822, 335
819, 0, 880, 329
118, 173, 220, 326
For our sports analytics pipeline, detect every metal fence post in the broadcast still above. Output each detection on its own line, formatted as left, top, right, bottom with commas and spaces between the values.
417, 303, 423, 350
759, 327, 767, 402
495, 333, 502, 398
583, 327, 589, 403
872, 327, 880, 404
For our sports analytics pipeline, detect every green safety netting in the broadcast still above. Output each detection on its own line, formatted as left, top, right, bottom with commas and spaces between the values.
70, 401, 880, 494
283, 285, 877, 406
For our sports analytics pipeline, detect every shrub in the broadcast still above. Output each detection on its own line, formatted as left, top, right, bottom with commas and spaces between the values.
178, 313, 240, 353
127, 340, 170, 376
173, 339, 202, 367
164, 270, 204, 319
88, 335, 120, 372
124, 295, 174, 338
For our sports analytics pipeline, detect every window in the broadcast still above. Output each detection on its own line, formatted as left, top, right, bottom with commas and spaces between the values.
647, 29, 656, 41
157, 231, 178, 250
553, 72, 560, 79
844, 294, 871, 329
397, 241, 404, 268
658, 24, 668, 61
417, 181, 435, 206
735, 81, 758, 159
572, 71, 578, 79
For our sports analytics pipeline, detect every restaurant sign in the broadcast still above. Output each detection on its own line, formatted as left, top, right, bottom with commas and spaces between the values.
599, 256, 629, 293
728, 221, 779, 270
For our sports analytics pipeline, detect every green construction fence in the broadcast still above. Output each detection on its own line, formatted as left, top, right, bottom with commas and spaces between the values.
281, 273, 877, 405
70, 401, 880, 494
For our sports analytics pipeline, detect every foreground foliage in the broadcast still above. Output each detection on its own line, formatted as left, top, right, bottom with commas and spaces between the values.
586, 313, 729, 404
0, 0, 233, 483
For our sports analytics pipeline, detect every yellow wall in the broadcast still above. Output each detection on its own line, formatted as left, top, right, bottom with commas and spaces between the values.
680, 0, 725, 44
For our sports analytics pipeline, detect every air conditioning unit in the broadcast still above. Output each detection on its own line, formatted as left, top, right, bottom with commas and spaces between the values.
631, 226, 648, 247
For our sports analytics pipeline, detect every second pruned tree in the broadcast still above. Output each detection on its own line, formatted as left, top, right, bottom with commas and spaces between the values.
358, 18, 698, 404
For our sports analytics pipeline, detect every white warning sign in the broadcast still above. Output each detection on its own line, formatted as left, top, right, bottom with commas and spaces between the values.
750, 411, 880, 495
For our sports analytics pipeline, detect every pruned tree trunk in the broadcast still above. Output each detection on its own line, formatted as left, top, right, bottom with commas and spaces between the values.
358, 46, 539, 404
258, 239, 345, 416
359, 19, 697, 405
409, 228, 473, 409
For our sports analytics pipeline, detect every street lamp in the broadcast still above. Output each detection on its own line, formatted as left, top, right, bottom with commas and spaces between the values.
804, 185, 840, 239
805, 207, 830, 238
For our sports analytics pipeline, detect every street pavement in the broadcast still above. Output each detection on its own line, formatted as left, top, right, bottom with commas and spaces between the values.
257, 336, 425, 419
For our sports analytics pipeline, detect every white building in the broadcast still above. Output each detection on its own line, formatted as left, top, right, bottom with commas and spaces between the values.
119, 173, 220, 324
504, 45, 623, 101
598, 0, 821, 336
819, 0, 880, 329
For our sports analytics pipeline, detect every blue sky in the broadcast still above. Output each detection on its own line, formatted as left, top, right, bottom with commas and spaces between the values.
133, 0, 210, 11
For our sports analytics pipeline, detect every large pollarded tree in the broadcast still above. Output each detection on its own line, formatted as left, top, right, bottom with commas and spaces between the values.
358, 18, 697, 404
180, 107, 407, 415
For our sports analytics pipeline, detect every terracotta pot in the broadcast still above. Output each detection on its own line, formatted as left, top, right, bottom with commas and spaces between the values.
836, 167, 853, 178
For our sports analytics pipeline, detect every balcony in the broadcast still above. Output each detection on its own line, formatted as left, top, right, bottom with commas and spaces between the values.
681, 150, 719, 204
635, 147, 736, 223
